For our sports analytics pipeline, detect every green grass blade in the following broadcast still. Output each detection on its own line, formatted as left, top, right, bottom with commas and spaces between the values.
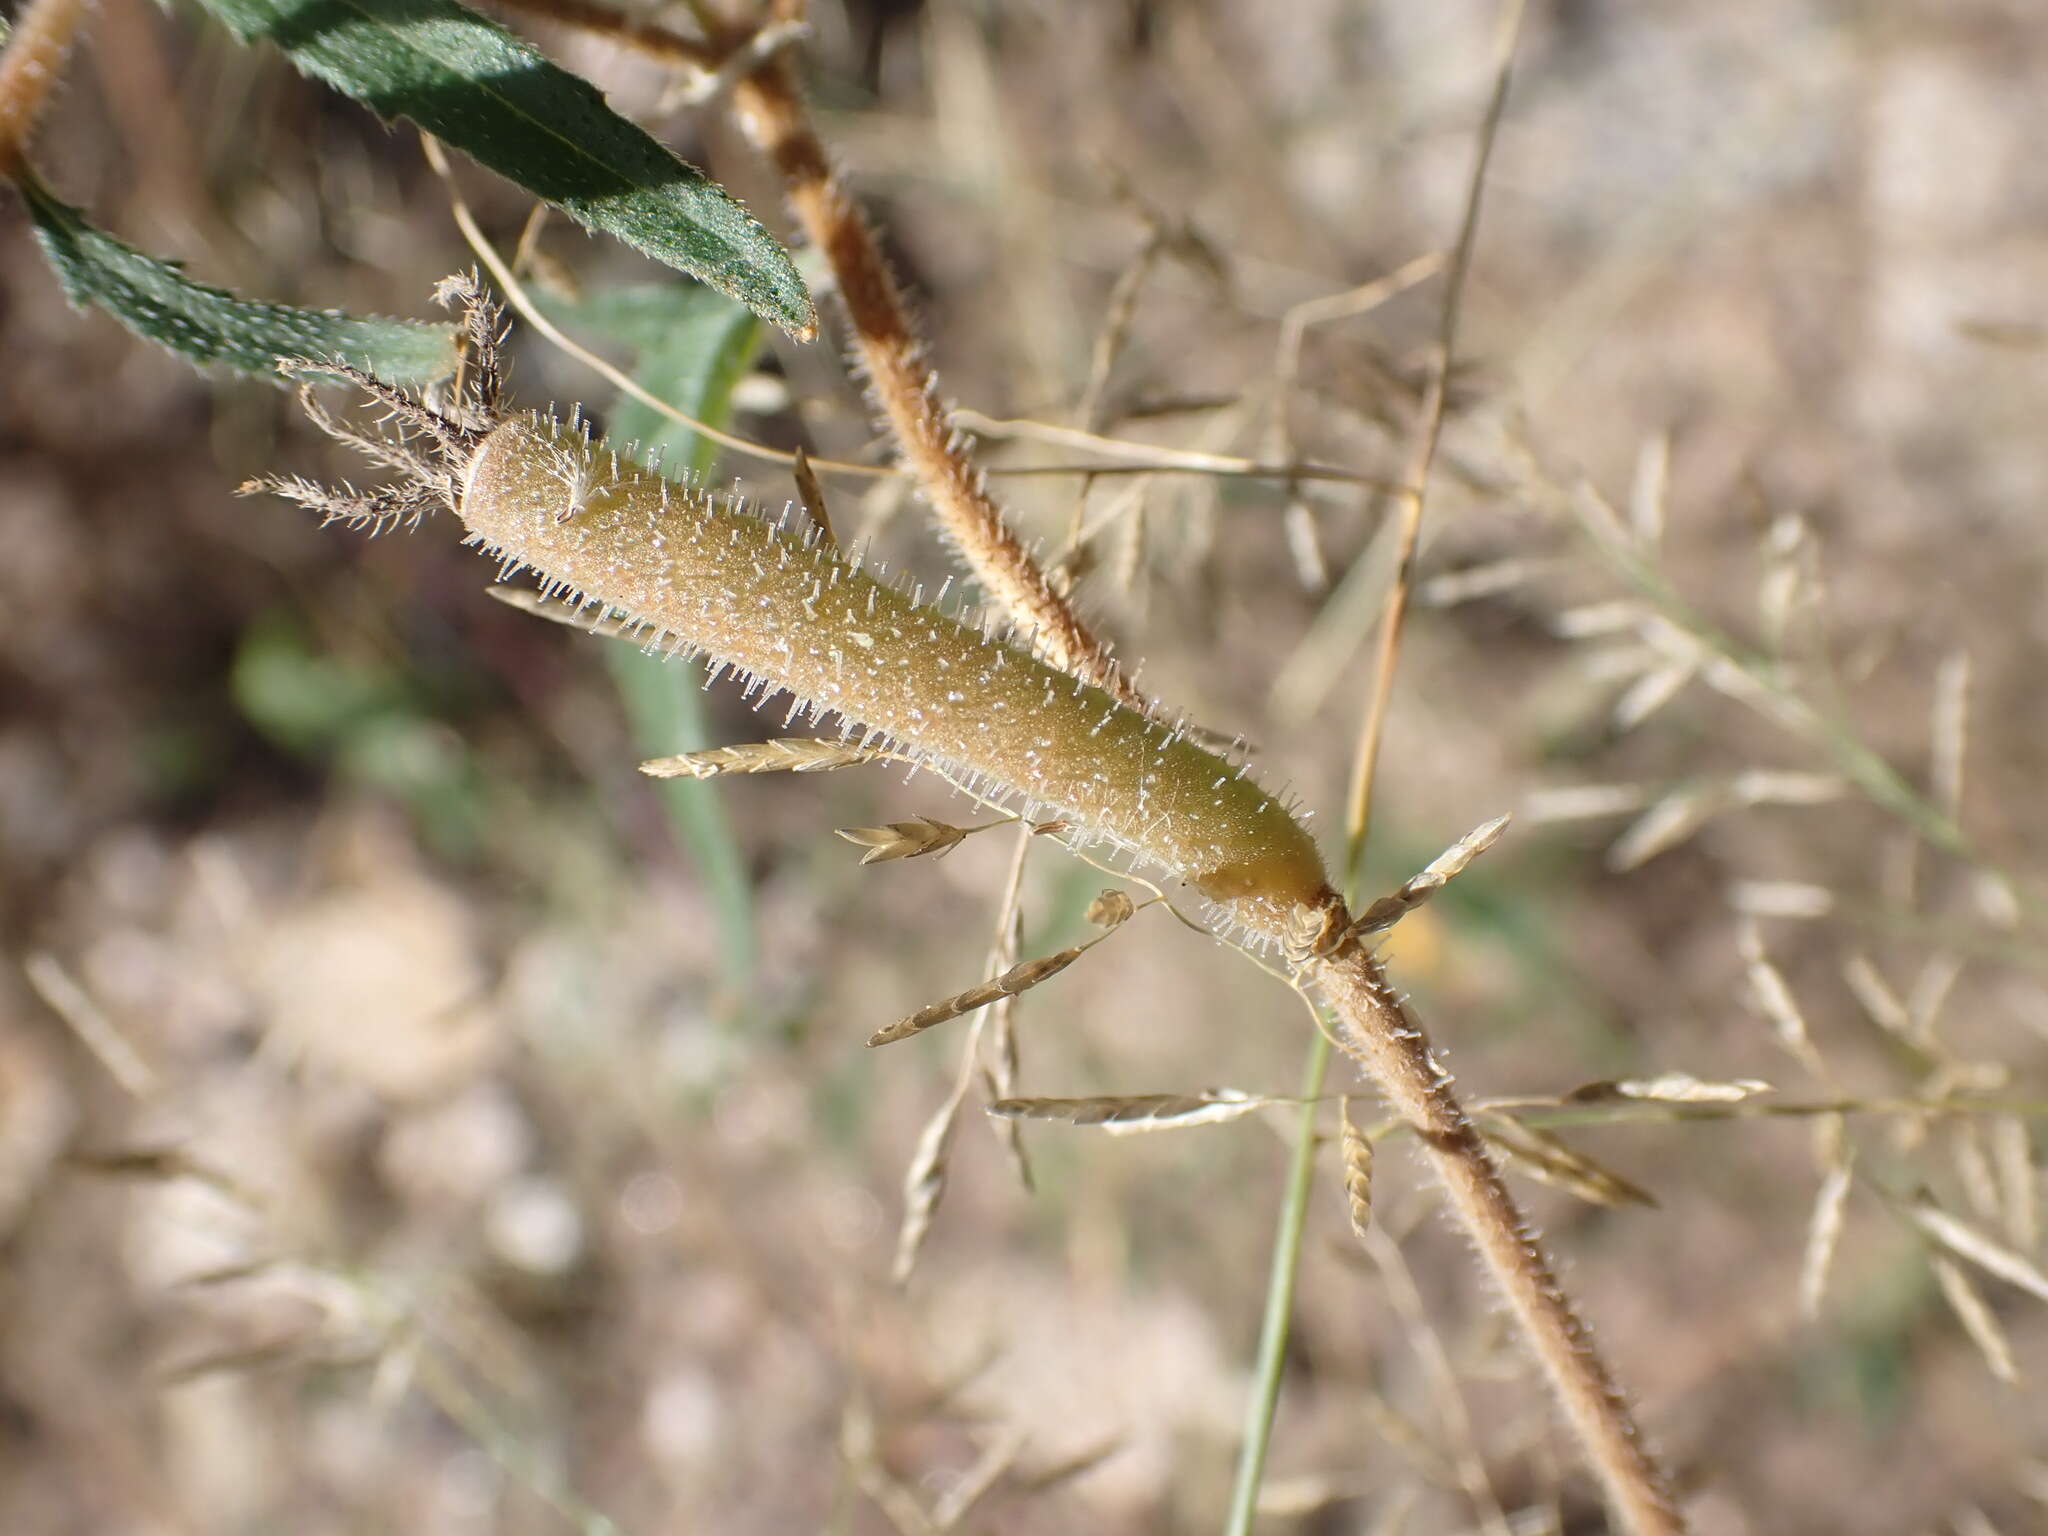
571, 280, 767, 992
188, 0, 814, 338
19, 175, 456, 381
1224, 1030, 1333, 1536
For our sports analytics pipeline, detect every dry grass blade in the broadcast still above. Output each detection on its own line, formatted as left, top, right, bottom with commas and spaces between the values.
1339, 1096, 1375, 1244
1931, 650, 1971, 823
986, 1089, 1267, 1135
930, 1429, 1024, 1531
1931, 1255, 2019, 1384
639, 737, 888, 778
23, 950, 157, 1097
1903, 1195, 2048, 1304
837, 816, 976, 865
791, 444, 836, 550
1521, 783, 1652, 823
869, 942, 1095, 1047
1348, 814, 1510, 936
1011, 1437, 1124, 1494
1994, 1116, 2039, 1253
1566, 1073, 1773, 1105
1953, 1120, 2002, 1224
487, 583, 645, 640
1479, 1114, 1657, 1210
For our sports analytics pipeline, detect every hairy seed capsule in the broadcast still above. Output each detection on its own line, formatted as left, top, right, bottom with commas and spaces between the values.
459, 416, 1333, 939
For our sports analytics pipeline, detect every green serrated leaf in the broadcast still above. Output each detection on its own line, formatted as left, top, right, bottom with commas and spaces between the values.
188, 0, 815, 339
20, 176, 456, 381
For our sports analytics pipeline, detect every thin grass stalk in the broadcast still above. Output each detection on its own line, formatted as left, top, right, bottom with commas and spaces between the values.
1226, 4, 1521, 1529
1234, 4, 1678, 1531
1221, 1026, 1332, 1536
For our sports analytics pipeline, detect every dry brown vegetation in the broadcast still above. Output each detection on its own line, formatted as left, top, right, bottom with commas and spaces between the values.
6, 1, 2048, 1532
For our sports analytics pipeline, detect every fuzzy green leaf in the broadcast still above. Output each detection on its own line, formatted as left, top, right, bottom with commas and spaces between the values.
20, 176, 456, 381
187, 0, 814, 338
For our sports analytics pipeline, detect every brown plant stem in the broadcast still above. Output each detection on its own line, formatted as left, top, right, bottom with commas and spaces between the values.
1307, 922, 1685, 1536
723, 44, 1146, 710
0, 0, 93, 179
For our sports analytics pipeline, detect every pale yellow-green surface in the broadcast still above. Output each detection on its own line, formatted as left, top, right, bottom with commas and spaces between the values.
462, 416, 1332, 937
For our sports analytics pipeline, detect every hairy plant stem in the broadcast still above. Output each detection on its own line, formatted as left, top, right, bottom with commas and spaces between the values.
0, 0, 93, 178
1309, 924, 1684, 1536
726, 51, 1146, 711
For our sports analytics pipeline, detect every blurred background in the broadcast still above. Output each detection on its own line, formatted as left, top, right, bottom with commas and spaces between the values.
5, 0, 2048, 1531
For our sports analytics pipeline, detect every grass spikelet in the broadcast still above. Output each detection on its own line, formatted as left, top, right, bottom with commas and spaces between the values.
985, 1089, 1266, 1135
868, 942, 1098, 1047
638, 737, 888, 778
1901, 1194, 2048, 1304
1798, 1141, 1853, 1320
1994, 1117, 2038, 1253
836, 815, 977, 864
1728, 879, 1834, 920
1931, 1256, 2019, 1384
892, 1088, 958, 1285
1607, 788, 1717, 871
1347, 813, 1509, 937
1338, 1096, 1375, 1244
1565, 1073, 1773, 1106
1479, 1114, 1657, 1211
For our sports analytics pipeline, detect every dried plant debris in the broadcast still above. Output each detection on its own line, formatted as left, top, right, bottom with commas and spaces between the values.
1347, 814, 1510, 938
1085, 888, 1137, 928
868, 943, 1098, 1047
640, 737, 890, 778
985, 1089, 1268, 1135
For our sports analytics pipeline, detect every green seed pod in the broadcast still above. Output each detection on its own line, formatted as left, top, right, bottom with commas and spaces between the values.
460, 415, 1333, 941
